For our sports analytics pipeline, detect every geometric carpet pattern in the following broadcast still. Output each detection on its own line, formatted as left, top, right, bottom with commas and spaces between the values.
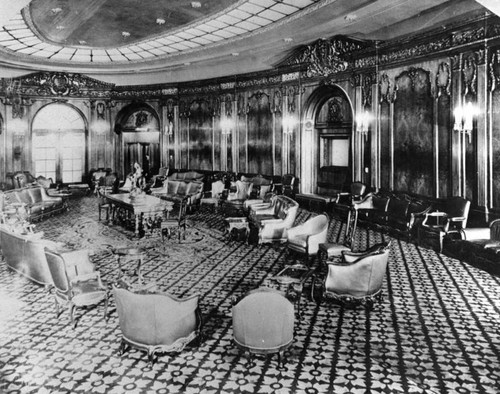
0, 197, 499, 393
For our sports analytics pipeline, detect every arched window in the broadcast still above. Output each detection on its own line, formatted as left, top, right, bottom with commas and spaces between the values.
32, 104, 86, 183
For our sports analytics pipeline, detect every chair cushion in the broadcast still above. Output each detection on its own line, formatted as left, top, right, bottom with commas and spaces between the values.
176, 182, 189, 195
186, 182, 203, 195
319, 243, 350, 258
289, 234, 308, 248
166, 181, 180, 195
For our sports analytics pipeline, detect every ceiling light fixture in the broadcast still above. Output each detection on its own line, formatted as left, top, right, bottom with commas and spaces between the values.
184, 62, 191, 66
79, 40, 87, 45
283, 37, 293, 43
56, 25, 65, 30
191, 2, 202, 8
156, 18, 165, 25
231, 52, 239, 57
122, 31, 130, 38
51, 8, 62, 15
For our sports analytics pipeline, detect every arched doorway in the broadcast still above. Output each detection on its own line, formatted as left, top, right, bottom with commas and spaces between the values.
115, 103, 160, 179
32, 103, 87, 183
301, 85, 354, 194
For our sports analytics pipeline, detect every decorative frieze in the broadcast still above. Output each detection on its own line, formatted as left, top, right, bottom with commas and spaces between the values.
282, 72, 300, 82
279, 36, 370, 78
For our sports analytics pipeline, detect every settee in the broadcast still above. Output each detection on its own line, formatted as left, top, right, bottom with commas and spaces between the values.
167, 170, 204, 183
249, 195, 299, 244
0, 225, 61, 286
351, 191, 432, 240
442, 219, 500, 276
150, 179, 204, 210
295, 166, 350, 211
1, 186, 65, 222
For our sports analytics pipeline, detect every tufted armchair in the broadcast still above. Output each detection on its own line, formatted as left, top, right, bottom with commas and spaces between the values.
45, 248, 108, 328
250, 195, 299, 244
323, 242, 390, 307
113, 286, 201, 366
287, 214, 329, 264
232, 287, 294, 368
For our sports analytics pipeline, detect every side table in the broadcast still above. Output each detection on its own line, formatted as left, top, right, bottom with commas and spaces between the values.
224, 217, 249, 242
266, 264, 316, 318
112, 247, 146, 284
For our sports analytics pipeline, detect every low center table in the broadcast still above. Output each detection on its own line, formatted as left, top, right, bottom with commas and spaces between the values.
266, 264, 316, 318
105, 193, 173, 237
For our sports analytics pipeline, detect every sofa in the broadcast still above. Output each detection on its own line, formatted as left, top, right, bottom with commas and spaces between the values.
352, 191, 432, 240
249, 195, 299, 244
442, 219, 500, 276
167, 170, 204, 183
150, 179, 204, 210
1, 186, 65, 222
0, 224, 62, 286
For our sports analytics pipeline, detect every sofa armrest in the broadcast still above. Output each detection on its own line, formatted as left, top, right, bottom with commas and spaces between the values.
459, 228, 490, 240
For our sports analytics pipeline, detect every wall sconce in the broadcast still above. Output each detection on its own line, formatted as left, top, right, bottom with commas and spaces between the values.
356, 110, 371, 140
454, 102, 478, 143
220, 118, 232, 136
165, 121, 174, 136
282, 116, 295, 135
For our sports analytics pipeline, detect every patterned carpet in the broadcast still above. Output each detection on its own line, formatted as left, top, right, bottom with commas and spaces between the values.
0, 197, 499, 394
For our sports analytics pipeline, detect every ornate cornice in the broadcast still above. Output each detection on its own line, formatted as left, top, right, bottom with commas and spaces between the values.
0, 72, 114, 99
278, 36, 372, 78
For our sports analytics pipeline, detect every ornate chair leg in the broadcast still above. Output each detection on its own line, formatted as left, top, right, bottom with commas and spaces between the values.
147, 350, 156, 367
118, 339, 129, 356
103, 297, 109, 321
70, 304, 76, 328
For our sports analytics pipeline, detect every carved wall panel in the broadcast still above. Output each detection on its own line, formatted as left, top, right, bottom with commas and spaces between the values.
491, 91, 500, 207
188, 100, 213, 170
246, 92, 273, 174
379, 102, 391, 190
437, 95, 451, 197
393, 68, 433, 195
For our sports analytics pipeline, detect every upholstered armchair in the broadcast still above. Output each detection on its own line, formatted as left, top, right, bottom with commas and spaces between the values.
232, 287, 294, 367
244, 191, 276, 214
98, 173, 119, 195
333, 182, 367, 218
251, 195, 299, 244
44, 248, 108, 328
418, 196, 471, 252
323, 242, 391, 306
200, 180, 225, 211
287, 214, 329, 264
113, 286, 201, 366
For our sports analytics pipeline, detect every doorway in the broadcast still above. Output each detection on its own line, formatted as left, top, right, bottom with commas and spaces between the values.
301, 85, 353, 193
115, 104, 160, 179
32, 104, 86, 183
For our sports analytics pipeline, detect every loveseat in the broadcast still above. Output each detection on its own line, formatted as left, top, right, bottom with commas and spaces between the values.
1, 186, 65, 222
249, 195, 299, 244
442, 219, 500, 276
150, 180, 204, 211
167, 170, 204, 183
352, 191, 432, 240
0, 225, 61, 286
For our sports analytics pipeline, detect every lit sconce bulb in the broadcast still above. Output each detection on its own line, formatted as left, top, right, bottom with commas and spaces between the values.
282, 116, 295, 135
